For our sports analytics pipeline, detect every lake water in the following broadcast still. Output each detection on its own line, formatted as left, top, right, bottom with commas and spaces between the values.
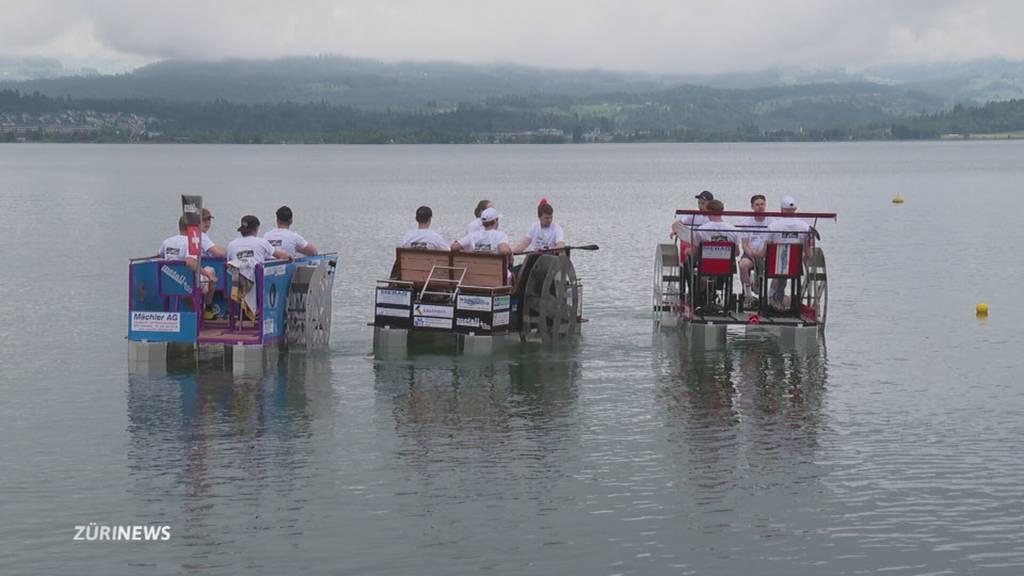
2, 142, 1023, 575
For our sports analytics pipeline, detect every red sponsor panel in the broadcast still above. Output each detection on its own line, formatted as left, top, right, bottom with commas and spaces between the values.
766, 243, 802, 278
699, 242, 734, 276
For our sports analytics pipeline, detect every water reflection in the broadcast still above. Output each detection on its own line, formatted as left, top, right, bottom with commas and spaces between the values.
654, 332, 829, 532
373, 347, 581, 549
125, 351, 333, 568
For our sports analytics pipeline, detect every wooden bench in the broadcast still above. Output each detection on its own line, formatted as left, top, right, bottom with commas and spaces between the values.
391, 247, 510, 293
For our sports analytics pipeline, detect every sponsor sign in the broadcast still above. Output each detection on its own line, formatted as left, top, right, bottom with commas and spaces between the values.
457, 294, 492, 312
456, 317, 491, 331
493, 311, 510, 326
701, 244, 732, 260
414, 304, 454, 318
131, 312, 181, 333
265, 265, 287, 277
161, 264, 193, 294
413, 316, 452, 329
376, 289, 412, 307
376, 307, 410, 318
493, 295, 510, 310
263, 318, 275, 336
455, 317, 481, 328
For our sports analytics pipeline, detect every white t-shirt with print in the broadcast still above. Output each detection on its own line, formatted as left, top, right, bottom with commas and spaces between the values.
457, 229, 510, 254
160, 235, 193, 261
401, 228, 449, 250
738, 216, 772, 255
525, 222, 565, 251
768, 218, 812, 246
227, 236, 277, 264
695, 220, 742, 248
264, 228, 309, 257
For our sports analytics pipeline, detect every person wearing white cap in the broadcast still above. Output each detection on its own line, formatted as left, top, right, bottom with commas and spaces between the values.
766, 195, 813, 307
452, 207, 511, 255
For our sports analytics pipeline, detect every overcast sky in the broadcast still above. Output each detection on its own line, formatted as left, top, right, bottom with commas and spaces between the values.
2, 0, 1023, 73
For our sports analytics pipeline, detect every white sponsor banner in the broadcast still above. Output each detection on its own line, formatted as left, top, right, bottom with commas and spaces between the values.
376, 307, 410, 318
263, 318, 275, 335
493, 295, 511, 311
701, 244, 732, 260
414, 304, 454, 318
414, 316, 452, 329
457, 294, 492, 312
493, 311, 510, 326
265, 265, 287, 276
131, 312, 181, 333
376, 289, 412, 307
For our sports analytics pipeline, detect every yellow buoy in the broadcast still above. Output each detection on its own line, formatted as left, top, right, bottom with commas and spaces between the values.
976, 303, 989, 316
892, 194, 904, 204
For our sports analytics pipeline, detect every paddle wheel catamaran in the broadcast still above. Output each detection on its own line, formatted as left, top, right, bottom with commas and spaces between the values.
653, 208, 835, 346
372, 246, 595, 353
128, 196, 338, 373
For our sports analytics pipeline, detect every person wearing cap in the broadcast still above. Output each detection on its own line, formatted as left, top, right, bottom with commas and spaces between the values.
465, 199, 493, 236
264, 205, 318, 258
159, 215, 218, 307
452, 207, 511, 255
738, 194, 771, 307
766, 196, 814, 307
200, 208, 227, 258
513, 199, 566, 253
401, 206, 448, 250
671, 190, 714, 244
227, 215, 293, 264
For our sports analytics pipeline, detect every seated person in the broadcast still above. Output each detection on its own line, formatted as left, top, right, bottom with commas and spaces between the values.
228, 215, 293, 264
200, 208, 227, 258
465, 199, 492, 236
400, 206, 449, 250
159, 215, 218, 308
513, 198, 565, 253
691, 199, 741, 255
738, 194, 771, 307
452, 207, 511, 255
264, 205, 318, 257
671, 190, 713, 251
767, 196, 814, 308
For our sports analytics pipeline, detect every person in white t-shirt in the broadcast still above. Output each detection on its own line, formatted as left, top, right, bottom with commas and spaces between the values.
692, 200, 742, 254
264, 206, 318, 258
465, 199, 492, 236
200, 208, 226, 258
738, 194, 771, 306
671, 190, 714, 248
513, 199, 566, 253
400, 205, 448, 250
767, 196, 813, 307
159, 215, 218, 306
228, 215, 293, 264
453, 207, 511, 255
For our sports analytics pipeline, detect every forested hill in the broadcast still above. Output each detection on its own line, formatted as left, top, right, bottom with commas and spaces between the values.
6, 56, 1024, 109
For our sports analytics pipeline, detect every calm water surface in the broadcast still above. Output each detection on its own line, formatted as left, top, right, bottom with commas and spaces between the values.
2, 142, 1023, 575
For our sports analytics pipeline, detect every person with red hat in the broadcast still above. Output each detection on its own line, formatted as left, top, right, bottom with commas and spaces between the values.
513, 198, 566, 253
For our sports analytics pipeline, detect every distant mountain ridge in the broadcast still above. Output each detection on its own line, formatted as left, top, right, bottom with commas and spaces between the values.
4, 55, 1024, 110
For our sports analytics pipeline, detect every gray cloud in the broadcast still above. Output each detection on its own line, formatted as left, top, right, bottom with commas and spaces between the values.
1, 0, 1023, 72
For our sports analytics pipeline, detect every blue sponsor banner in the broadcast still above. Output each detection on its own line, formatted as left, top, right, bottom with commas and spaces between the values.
158, 261, 195, 297
261, 261, 294, 341
129, 261, 164, 312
